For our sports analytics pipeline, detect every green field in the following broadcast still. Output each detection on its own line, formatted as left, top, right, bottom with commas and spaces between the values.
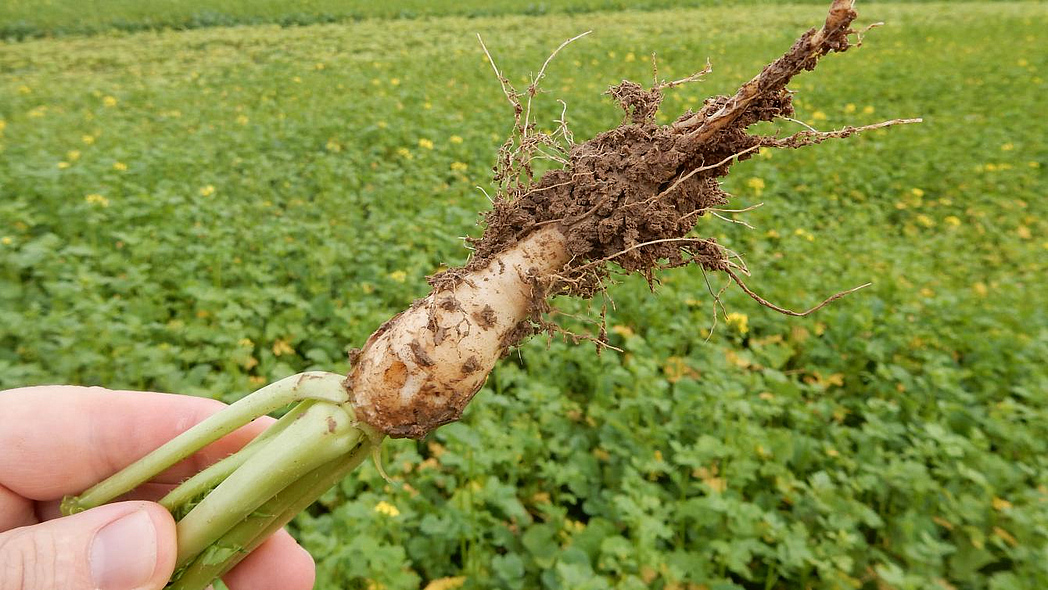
2, 2, 1047, 589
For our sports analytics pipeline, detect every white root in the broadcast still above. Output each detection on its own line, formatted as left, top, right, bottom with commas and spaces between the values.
348, 227, 570, 438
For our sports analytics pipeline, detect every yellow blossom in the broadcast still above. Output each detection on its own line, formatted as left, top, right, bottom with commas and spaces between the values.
271, 339, 295, 356
915, 214, 935, 228
67, 150, 81, 161
1029, 161, 1041, 168
377, 120, 388, 129
862, 105, 875, 114
238, 338, 254, 347
944, 215, 961, 227
920, 287, 935, 298
82, 135, 95, 145
1001, 143, 1014, 151
423, 577, 466, 590
314, 62, 325, 70
18, 85, 31, 94
746, 177, 765, 194
57, 161, 71, 169
812, 110, 828, 121
449, 135, 463, 144
236, 114, 249, 125
390, 78, 400, 86
113, 161, 127, 171
396, 147, 412, 159
625, 52, 636, 62
423, 102, 432, 110
418, 138, 434, 150
1, 237, 12, 246
843, 103, 856, 114
325, 138, 342, 152
794, 228, 815, 242
200, 185, 215, 197
765, 229, 780, 239
389, 270, 407, 283
103, 95, 118, 107
0, 120, 6, 133
374, 501, 400, 517
757, 147, 772, 159
911, 187, 925, 198
84, 194, 110, 207
450, 161, 468, 172
725, 312, 749, 335
1017, 226, 1032, 239
28, 106, 47, 118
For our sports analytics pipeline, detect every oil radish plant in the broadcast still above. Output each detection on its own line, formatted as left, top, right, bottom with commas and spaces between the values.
61, 1, 919, 587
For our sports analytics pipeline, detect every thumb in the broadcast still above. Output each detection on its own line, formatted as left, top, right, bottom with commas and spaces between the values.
0, 501, 176, 590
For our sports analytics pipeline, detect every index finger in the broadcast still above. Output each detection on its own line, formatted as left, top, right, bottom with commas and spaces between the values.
0, 385, 275, 501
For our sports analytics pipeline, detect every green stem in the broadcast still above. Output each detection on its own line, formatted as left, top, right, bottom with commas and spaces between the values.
62, 371, 349, 515
175, 402, 361, 569
167, 433, 381, 590
159, 399, 317, 512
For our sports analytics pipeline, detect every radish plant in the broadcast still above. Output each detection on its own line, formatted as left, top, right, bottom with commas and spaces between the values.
61, 1, 918, 587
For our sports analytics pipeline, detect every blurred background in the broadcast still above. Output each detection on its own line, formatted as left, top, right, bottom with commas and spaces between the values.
1, 1, 1045, 589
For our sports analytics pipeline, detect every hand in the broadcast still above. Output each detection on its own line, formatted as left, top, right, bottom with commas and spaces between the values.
0, 385, 316, 590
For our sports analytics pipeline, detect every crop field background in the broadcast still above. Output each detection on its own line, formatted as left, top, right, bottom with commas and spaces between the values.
1, 2, 1046, 589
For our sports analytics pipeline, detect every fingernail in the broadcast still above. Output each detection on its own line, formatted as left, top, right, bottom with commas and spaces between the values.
90, 509, 158, 590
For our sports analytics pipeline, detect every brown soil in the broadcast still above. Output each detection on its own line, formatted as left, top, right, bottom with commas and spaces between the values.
433, 0, 877, 327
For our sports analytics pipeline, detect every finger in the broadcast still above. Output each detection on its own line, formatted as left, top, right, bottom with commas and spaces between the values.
223, 529, 315, 590
0, 385, 274, 501
0, 501, 176, 590
0, 482, 36, 531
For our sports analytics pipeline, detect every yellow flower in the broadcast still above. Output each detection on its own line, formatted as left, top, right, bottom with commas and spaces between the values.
973, 282, 988, 297
67, 150, 81, 161
449, 135, 463, 144
765, 229, 780, 239
1017, 226, 1032, 240
82, 135, 95, 145
377, 120, 388, 129
812, 110, 828, 121
85, 194, 110, 207
200, 185, 216, 197
746, 177, 765, 194
395, 147, 412, 160
418, 138, 434, 150
57, 161, 71, 169
18, 85, 31, 94
911, 188, 925, 198
920, 287, 934, 298
915, 214, 935, 228
113, 161, 127, 171
1, 236, 12, 246
794, 228, 815, 242
314, 62, 325, 70
944, 216, 961, 227
450, 161, 468, 172
238, 338, 254, 347
390, 78, 401, 86
423, 577, 466, 590
236, 115, 249, 125
271, 339, 295, 356
862, 105, 875, 114
103, 95, 118, 107
325, 138, 342, 152
389, 270, 407, 283
1001, 143, 1014, 151
725, 312, 749, 335
423, 102, 432, 110
0, 119, 6, 133
843, 103, 856, 114
28, 106, 47, 118
374, 501, 400, 517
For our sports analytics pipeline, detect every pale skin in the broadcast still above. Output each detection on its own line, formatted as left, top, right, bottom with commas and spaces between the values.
0, 385, 316, 590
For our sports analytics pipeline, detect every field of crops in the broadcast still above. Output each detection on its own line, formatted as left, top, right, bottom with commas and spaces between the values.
1, 1, 1046, 589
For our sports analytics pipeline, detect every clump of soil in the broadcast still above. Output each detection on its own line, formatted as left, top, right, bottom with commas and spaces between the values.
432, 0, 917, 346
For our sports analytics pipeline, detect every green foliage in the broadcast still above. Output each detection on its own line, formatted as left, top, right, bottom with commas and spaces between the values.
1, 2, 1046, 589
0, 0, 1032, 41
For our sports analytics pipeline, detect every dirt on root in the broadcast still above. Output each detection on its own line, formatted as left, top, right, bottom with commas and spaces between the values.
428, 1, 868, 347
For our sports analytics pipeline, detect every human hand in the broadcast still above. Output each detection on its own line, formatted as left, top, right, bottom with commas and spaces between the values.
0, 385, 316, 590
